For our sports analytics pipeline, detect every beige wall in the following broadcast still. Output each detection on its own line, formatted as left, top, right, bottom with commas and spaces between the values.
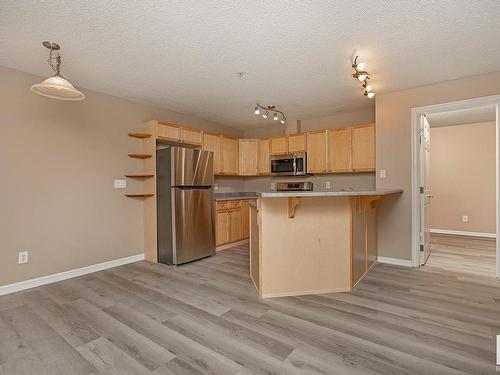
0, 66, 242, 287
376, 71, 500, 260
429, 122, 495, 233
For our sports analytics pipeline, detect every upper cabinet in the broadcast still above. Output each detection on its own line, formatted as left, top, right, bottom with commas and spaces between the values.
153, 119, 375, 176
181, 127, 203, 146
287, 133, 306, 153
306, 130, 328, 173
157, 122, 181, 142
202, 133, 222, 174
157, 122, 202, 146
270, 136, 288, 155
258, 138, 271, 175
222, 136, 239, 175
352, 124, 375, 171
328, 128, 352, 172
238, 139, 258, 176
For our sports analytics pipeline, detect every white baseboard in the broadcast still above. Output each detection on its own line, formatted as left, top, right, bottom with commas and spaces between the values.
0, 253, 145, 296
430, 229, 496, 238
377, 256, 413, 267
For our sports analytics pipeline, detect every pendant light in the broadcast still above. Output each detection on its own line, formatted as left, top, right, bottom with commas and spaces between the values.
31, 41, 85, 101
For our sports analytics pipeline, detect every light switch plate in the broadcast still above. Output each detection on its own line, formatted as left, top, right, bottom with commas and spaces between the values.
325, 181, 331, 189
379, 169, 386, 178
114, 179, 127, 189
271, 182, 276, 190
462, 215, 469, 222
213, 183, 219, 191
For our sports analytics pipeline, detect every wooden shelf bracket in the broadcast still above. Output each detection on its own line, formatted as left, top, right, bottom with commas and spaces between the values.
288, 197, 301, 218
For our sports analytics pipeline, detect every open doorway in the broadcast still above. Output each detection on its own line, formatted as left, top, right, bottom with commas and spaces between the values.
422, 107, 497, 277
411, 95, 500, 279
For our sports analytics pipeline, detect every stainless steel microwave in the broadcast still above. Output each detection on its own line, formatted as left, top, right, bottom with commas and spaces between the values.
270, 153, 307, 176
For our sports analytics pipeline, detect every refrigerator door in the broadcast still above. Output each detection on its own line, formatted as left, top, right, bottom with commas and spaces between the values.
172, 187, 215, 264
171, 147, 214, 187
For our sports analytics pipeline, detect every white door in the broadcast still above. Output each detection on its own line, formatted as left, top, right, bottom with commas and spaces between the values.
420, 115, 432, 265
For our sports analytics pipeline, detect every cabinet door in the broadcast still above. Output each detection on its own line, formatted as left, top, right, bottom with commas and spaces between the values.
306, 130, 327, 173
181, 128, 203, 146
270, 137, 288, 155
216, 211, 230, 246
157, 123, 181, 141
328, 128, 352, 172
238, 139, 258, 176
229, 209, 242, 242
258, 138, 271, 175
240, 199, 254, 239
202, 133, 222, 174
288, 133, 306, 153
222, 137, 239, 175
352, 124, 375, 171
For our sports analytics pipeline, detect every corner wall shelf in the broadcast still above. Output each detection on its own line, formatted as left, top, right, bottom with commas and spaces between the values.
128, 154, 152, 159
125, 194, 154, 198
128, 133, 151, 139
125, 174, 155, 179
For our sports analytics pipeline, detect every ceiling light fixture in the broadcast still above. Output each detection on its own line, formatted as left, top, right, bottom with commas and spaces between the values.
30, 41, 85, 101
254, 104, 286, 125
352, 55, 375, 99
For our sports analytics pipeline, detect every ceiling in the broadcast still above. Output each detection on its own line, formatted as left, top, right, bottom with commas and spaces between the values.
1, 1, 500, 129
427, 106, 496, 128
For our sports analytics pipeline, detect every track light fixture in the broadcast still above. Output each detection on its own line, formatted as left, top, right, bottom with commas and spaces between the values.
352, 56, 375, 99
254, 104, 286, 125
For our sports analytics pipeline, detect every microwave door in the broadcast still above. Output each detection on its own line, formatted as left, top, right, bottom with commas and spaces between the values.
271, 158, 294, 175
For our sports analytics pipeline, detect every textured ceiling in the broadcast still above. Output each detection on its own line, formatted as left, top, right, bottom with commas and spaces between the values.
427, 106, 496, 128
1, 1, 500, 129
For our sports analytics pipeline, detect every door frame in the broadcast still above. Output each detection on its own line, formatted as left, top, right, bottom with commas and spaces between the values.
410, 94, 500, 279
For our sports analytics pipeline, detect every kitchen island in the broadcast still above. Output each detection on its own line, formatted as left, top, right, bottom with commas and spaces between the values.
249, 189, 402, 298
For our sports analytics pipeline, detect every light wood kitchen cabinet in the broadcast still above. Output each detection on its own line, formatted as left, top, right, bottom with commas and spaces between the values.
306, 130, 328, 173
352, 124, 375, 171
240, 199, 254, 239
216, 199, 255, 247
328, 128, 352, 172
181, 127, 203, 146
258, 138, 271, 175
157, 122, 181, 142
270, 136, 288, 155
216, 211, 230, 246
287, 133, 306, 153
202, 133, 222, 174
238, 139, 258, 176
229, 209, 242, 242
221, 136, 239, 175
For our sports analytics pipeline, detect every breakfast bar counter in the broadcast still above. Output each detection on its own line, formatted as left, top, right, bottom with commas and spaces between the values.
249, 189, 402, 298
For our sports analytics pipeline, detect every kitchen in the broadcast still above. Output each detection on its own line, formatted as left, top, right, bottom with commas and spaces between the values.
130, 119, 401, 298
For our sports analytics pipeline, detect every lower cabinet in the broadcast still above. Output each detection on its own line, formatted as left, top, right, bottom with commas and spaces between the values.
216, 199, 256, 247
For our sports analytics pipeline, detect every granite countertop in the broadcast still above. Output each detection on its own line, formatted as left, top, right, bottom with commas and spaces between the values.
214, 192, 259, 201
257, 189, 403, 198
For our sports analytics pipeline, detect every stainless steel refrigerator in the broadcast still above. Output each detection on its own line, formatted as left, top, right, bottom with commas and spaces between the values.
157, 146, 215, 265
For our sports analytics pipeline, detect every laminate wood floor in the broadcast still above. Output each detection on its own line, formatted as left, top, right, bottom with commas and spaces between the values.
426, 234, 497, 278
1, 243, 499, 374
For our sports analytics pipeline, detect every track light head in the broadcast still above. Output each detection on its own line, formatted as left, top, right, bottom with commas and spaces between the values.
273, 112, 279, 121
254, 106, 260, 115
262, 111, 269, 119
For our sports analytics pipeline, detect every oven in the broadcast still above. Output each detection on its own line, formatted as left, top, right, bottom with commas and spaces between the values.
270, 153, 307, 176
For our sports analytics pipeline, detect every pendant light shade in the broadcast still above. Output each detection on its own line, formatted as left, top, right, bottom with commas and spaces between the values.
31, 41, 85, 101
31, 75, 85, 101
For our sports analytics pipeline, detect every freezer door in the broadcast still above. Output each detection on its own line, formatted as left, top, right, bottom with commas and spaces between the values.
173, 187, 215, 264
172, 147, 214, 187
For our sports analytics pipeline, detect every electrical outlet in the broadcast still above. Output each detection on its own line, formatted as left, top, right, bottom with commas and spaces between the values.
462, 215, 469, 222
114, 179, 127, 189
213, 183, 219, 191
379, 169, 386, 178
271, 182, 276, 190
18, 251, 28, 264
325, 181, 331, 189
